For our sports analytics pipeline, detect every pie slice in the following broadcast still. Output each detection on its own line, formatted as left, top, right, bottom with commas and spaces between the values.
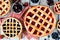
24, 6, 56, 37
54, 2, 60, 14
0, 0, 10, 16
57, 20, 60, 32
2, 17, 22, 38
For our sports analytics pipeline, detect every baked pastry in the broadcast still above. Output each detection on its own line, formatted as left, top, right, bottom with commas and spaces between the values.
2, 17, 22, 38
57, 20, 60, 31
24, 6, 56, 37
0, 0, 10, 16
54, 2, 60, 14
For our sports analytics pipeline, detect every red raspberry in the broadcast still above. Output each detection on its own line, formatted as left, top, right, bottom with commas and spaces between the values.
23, 2, 28, 7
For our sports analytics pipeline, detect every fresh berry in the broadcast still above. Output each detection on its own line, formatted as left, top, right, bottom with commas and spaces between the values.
31, 0, 39, 3
23, 2, 28, 7
13, 2, 23, 13
0, 35, 5, 39
44, 39, 47, 40
52, 32, 58, 39
47, 0, 54, 6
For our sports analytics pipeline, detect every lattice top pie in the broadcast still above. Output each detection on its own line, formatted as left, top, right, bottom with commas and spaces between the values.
54, 2, 60, 14
57, 20, 60, 32
0, 0, 10, 16
2, 17, 22, 38
24, 6, 56, 37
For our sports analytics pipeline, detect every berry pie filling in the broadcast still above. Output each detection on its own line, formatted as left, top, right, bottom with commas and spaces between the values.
58, 26, 60, 29
57, 21, 60, 31
57, 5, 60, 10
24, 6, 56, 38
55, 7, 58, 12
37, 24, 40, 28
54, 2, 60, 14
45, 8, 49, 14
0, 0, 10, 16
13, 2, 23, 13
41, 27, 45, 31
2, 18, 22, 38
41, 7, 45, 11
33, 30, 38, 34
29, 26, 33, 32
0, 1, 2, 4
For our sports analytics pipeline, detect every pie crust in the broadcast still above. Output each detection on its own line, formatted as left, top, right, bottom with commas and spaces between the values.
24, 6, 56, 37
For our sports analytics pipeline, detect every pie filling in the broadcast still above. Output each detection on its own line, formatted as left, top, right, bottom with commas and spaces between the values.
2, 18, 22, 37
24, 6, 56, 37
54, 2, 60, 13
0, 0, 10, 16
58, 5, 60, 10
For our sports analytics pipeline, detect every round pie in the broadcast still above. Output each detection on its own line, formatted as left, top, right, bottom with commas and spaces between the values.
0, 0, 10, 16
24, 6, 56, 37
2, 17, 22, 38
54, 2, 60, 14
57, 20, 60, 32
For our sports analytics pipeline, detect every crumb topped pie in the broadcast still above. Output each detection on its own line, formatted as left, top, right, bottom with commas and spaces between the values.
24, 6, 56, 37
54, 2, 60, 14
2, 17, 22, 38
0, 0, 10, 16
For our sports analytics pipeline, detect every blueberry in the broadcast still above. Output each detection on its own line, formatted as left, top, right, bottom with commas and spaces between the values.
48, 35, 50, 38
52, 32, 58, 39
13, 2, 22, 13
31, 0, 39, 3
44, 39, 47, 40
47, 0, 54, 6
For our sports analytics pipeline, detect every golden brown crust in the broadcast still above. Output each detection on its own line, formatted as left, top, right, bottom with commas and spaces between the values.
24, 5, 56, 37
57, 20, 60, 31
0, 0, 10, 16
54, 2, 60, 14
1, 17, 22, 38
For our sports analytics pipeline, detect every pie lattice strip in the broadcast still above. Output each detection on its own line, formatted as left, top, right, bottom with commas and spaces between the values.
2, 18, 22, 38
24, 6, 56, 37
0, 0, 10, 16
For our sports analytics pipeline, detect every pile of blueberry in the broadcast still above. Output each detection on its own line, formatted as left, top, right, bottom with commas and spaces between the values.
13, 2, 23, 13
52, 32, 58, 39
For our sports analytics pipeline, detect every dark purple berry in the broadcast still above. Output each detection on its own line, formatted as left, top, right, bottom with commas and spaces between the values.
47, 0, 54, 6
13, 2, 23, 13
52, 32, 58, 39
